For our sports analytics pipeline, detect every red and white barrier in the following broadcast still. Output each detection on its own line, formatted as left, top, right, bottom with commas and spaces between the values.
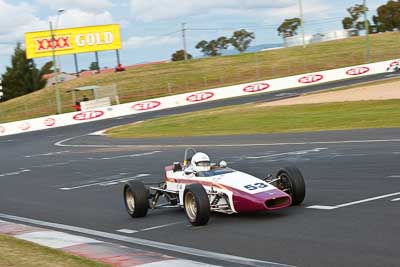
0, 59, 397, 137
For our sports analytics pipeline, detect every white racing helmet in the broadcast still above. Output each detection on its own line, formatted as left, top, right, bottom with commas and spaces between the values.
191, 152, 211, 172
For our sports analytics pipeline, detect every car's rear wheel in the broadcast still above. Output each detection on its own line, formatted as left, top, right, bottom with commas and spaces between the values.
184, 184, 210, 226
276, 166, 306, 205
124, 181, 149, 217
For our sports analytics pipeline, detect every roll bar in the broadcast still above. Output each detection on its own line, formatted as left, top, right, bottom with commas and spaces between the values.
183, 147, 197, 167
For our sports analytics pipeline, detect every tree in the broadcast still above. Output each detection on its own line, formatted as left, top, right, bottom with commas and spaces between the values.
1, 43, 51, 101
195, 40, 220, 56
277, 18, 301, 37
342, 17, 354, 29
342, 4, 369, 31
230, 29, 255, 53
216, 36, 230, 51
89, 62, 98, 71
373, 0, 400, 32
38, 61, 53, 88
171, 50, 193, 61
195, 31, 251, 56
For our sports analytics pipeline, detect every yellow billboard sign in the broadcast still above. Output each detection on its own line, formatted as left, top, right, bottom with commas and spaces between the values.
25, 24, 121, 59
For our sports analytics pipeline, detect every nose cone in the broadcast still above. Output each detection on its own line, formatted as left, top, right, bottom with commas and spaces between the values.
233, 189, 292, 212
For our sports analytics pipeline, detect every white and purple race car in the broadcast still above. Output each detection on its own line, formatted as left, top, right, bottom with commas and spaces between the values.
124, 148, 305, 226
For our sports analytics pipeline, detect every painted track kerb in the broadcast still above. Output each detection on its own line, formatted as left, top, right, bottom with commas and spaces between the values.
0, 213, 294, 267
0, 218, 215, 266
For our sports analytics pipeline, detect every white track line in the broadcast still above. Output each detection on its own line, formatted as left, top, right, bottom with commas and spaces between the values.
305, 205, 337, 210
0, 169, 31, 177
246, 148, 327, 159
99, 151, 161, 160
59, 174, 151, 191
335, 192, 400, 208
116, 229, 138, 234
117, 222, 185, 234
32, 161, 75, 168
140, 222, 185, 232
88, 130, 108, 136
0, 213, 294, 267
25, 150, 70, 158
54, 135, 111, 148
55, 135, 400, 148
307, 192, 400, 210
391, 198, 400, 202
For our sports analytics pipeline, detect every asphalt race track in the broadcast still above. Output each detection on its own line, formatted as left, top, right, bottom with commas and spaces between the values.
0, 74, 399, 267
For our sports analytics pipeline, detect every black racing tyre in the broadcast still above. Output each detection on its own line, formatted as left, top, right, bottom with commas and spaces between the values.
183, 183, 210, 226
124, 181, 149, 218
276, 166, 306, 205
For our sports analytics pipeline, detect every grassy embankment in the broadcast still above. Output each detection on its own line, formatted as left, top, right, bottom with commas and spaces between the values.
1, 32, 400, 123
108, 99, 400, 138
0, 234, 112, 267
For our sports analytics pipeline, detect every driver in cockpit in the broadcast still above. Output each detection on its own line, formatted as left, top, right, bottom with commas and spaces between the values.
187, 152, 211, 173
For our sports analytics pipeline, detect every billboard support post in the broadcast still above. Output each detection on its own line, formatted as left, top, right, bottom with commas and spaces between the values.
95, 51, 100, 73
74, 54, 79, 77
116, 49, 121, 66
49, 21, 62, 114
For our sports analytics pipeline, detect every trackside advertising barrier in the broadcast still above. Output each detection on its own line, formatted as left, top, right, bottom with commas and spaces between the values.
0, 59, 399, 137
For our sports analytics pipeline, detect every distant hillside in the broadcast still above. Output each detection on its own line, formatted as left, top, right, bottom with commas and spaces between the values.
221, 43, 282, 55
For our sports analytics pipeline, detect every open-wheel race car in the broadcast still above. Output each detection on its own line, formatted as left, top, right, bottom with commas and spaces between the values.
123, 148, 306, 226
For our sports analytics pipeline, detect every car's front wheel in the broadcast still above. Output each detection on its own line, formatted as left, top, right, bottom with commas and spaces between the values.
184, 183, 210, 226
276, 166, 306, 205
124, 181, 149, 217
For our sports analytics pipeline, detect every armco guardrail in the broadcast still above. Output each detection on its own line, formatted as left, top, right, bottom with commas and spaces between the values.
0, 59, 398, 137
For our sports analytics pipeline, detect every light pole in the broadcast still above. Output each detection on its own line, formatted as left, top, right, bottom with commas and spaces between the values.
56, 9, 65, 28
182, 22, 188, 61
55, 9, 64, 73
298, 0, 306, 48
363, 0, 371, 63
50, 8, 65, 114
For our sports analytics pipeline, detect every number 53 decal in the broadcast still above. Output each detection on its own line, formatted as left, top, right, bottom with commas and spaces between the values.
244, 183, 268, 191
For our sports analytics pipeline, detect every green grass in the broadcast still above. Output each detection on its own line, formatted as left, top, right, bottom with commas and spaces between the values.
108, 100, 400, 138
0, 234, 112, 267
1, 32, 400, 123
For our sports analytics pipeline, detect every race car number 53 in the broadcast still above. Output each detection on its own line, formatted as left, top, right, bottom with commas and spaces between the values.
244, 183, 268, 190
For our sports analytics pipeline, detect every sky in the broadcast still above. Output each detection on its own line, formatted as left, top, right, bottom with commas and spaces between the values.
0, 0, 389, 75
